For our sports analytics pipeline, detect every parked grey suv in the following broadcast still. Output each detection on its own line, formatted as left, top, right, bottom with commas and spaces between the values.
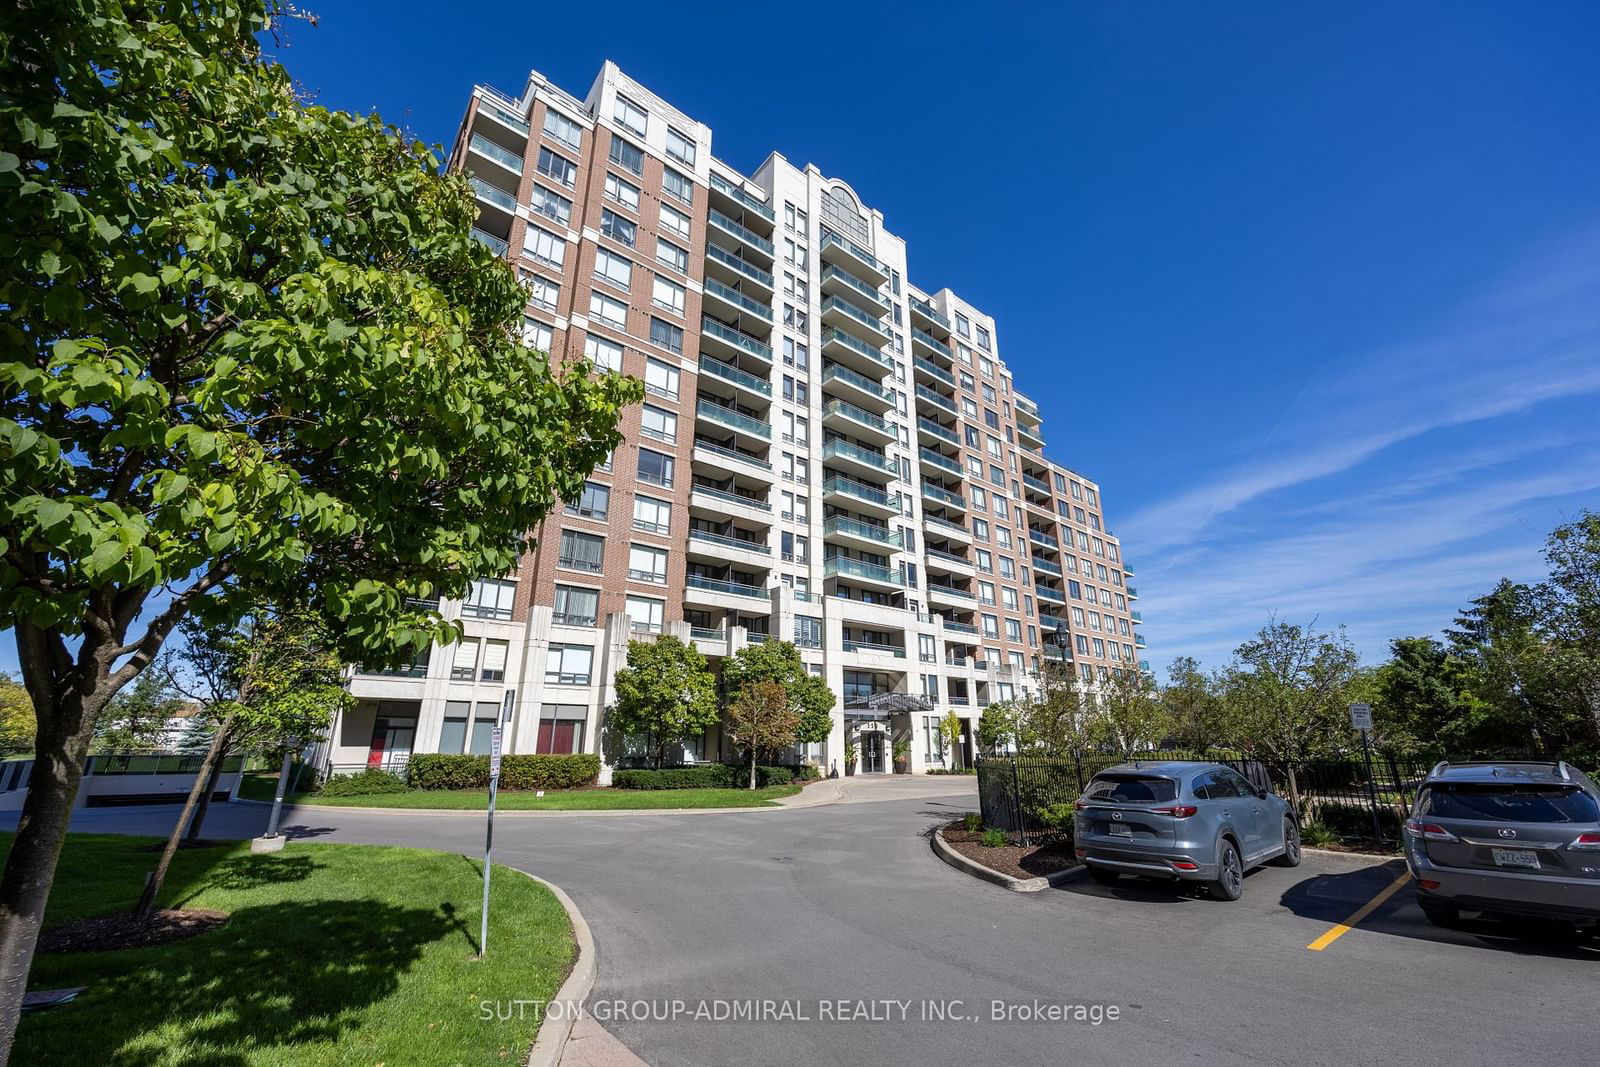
1403, 761, 1600, 928
1073, 761, 1299, 900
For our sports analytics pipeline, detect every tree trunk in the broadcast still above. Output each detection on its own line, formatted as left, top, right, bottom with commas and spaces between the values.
184, 741, 231, 843
1286, 764, 1303, 825
133, 719, 233, 923
748, 746, 756, 791
0, 686, 102, 1065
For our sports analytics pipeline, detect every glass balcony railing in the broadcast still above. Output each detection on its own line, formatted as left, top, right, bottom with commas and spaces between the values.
477, 99, 530, 134
941, 620, 979, 635
468, 177, 516, 213
921, 483, 965, 507
708, 209, 775, 255
1033, 558, 1063, 577
916, 416, 959, 446
1135, 634, 1147, 648
1022, 473, 1052, 495
908, 296, 951, 330
708, 172, 776, 222
918, 447, 962, 475
926, 547, 972, 569
698, 356, 772, 395
819, 327, 892, 370
701, 316, 774, 361
692, 437, 771, 470
820, 230, 888, 278
822, 439, 896, 475
924, 514, 968, 538
471, 228, 509, 258
686, 573, 769, 599
928, 582, 976, 602
690, 483, 772, 511
821, 294, 887, 333
841, 638, 907, 657
1036, 586, 1067, 604
1029, 528, 1059, 549
822, 475, 892, 508
912, 328, 953, 360
688, 529, 771, 555
823, 363, 895, 404
702, 278, 774, 321
705, 243, 775, 287
469, 134, 523, 173
913, 356, 955, 387
1131, 610, 1143, 624
914, 384, 957, 414
1127, 585, 1139, 599
696, 398, 771, 438
820, 264, 890, 310
825, 556, 903, 586
823, 516, 902, 549
822, 399, 891, 435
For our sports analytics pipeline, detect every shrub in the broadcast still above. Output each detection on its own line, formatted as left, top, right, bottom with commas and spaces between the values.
611, 764, 798, 789
407, 753, 600, 791
962, 812, 983, 832
925, 767, 977, 775
1301, 822, 1340, 847
318, 769, 408, 797
1034, 802, 1077, 833
980, 828, 1008, 848
1306, 799, 1405, 841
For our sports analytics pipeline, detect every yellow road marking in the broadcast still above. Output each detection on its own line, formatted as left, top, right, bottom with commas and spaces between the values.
1306, 869, 1412, 951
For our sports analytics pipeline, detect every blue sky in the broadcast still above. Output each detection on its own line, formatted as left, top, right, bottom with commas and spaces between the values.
9, 3, 1600, 680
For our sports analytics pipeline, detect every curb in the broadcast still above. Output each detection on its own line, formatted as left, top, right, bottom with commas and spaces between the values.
931, 827, 1085, 893
513, 868, 598, 1067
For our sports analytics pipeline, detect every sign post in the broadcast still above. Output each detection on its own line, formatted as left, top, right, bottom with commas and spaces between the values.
478, 724, 503, 958
1348, 703, 1383, 844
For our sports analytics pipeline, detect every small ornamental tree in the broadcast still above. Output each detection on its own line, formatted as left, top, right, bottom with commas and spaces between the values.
1086, 668, 1172, 752
939, 711, 964, 770
608, 636, 719, 768
0, 2, 639, 1049
726, 682, 800, 790
721, 641, 836, 754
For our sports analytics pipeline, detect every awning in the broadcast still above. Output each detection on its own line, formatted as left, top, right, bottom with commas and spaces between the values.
844, 692, 934, 717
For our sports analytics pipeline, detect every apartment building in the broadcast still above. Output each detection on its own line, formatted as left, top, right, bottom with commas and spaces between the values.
320, 62, 1147, 779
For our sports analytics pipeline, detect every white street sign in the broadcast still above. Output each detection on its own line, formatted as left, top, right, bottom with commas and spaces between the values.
489, 726, 503, 778
1348, 703, 1373, 732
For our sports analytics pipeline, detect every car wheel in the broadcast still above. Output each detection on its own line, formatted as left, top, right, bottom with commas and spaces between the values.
1271, 817, 1302, 867
1208, 841, 1244, 901
1087, 865, 1120, 886
1418, 898, 1462, 929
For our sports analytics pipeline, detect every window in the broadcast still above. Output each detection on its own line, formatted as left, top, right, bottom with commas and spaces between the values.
1005, 618, 1022, 641
626, 594, 666, 633
553, 585, 599, 626
973, 518, 990, 540
600, 209, 636, 247
975, 549, 993, 572
527, 274, 560, 312
657, 238, 689, 273
604, 171, 640, 211
919, 634, 937, 663
608, 135, 643, 176
979, 581, 996, 605
640, 404, 677, 443
594, 248, 633, 290
565, 480, 610, 520
613, 96, 648, 137
977, 325, 991, 351
633, 494, 671, 534
439, 700, 471, 753
523, 225, 565, 269
1002, 587, 1019, 611
955, 312, 970, 337
650, 317, 683, 354
662, 167, 693, 205
480, 640, 509, 682
537, 147, 577, 188
545, 643, 594, 685
521, 318, 552, 351
652, 274, 685, 315
794, 616, 822, 649
462, 577, 516, 620
558, 528, 604, 572
658, 202, 691, 241
589, 289, 627, 327
961, 397, 978, 418
536, 704, 587, 754
637, 448, 674, 488
584, 333, 622, 372
543, 109, 582, 150
999, 556, 1015, 579
530, 184, 571, 226
450, 639, 478, 680
628, 543, 668, 584
982, 614, 1000, 638
644, 358, 679, 400
666, 126, 696, 165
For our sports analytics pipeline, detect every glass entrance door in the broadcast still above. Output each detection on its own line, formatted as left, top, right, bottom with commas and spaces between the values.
861, 731, 885, 773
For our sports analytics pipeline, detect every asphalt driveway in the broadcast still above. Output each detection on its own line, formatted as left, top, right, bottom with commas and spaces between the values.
14, 784, 1595, 1065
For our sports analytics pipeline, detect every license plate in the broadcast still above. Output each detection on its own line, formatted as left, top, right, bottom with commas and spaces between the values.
1107, 822, 1132, 838
1491, 848, 1539, 869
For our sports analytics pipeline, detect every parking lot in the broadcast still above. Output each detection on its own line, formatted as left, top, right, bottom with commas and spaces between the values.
25, 785, 1597, 1066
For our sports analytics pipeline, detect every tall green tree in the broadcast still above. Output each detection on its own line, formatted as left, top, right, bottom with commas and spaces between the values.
721, 641, 836, 752
0, 2, 638, 1049
1161, 656, 1229, 753
92, 654, 185, 751
608, 636, 719, 769
1367, 636, 1479, 753
1085, 668, 1172, 751
1445, 581, 1574, 756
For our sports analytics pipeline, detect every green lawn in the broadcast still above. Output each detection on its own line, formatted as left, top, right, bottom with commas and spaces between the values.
7, 832, 574, 1066
240, 771, 802, 810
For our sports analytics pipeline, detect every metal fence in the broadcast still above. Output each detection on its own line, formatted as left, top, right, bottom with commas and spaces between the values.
976, 751, 1440, 849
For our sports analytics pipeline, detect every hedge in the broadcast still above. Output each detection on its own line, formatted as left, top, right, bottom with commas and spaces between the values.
612, 764, 800, 790
318, 768, 408, 796
406, 753, 600, 791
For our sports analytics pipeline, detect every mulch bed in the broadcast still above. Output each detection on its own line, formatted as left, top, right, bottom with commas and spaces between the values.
941, 821, 1080, 880
37, 909, 230, 954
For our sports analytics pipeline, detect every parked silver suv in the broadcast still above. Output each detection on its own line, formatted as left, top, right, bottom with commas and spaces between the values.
1403, 761, 1600, 928
1073, 761, 1299, 901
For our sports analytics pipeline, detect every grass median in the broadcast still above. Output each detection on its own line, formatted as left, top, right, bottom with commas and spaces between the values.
6, 832, 574, 1066
240, 772, 803, 810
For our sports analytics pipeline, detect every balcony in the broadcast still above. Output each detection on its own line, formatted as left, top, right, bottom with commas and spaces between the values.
1036, 585, 1067, 605
1022, 472, 1052, 496
911, 328, 953, 362
823, 515, 902, 552
701, 316, 774, 364
941, 619, 979, 636
913, 356, 955, 388
704, 242, 775, 296
474, 96, 530, 137
468, 176, 517, 216
822, 362, 895, 413
685, 573, 771, 602
689, 483, 773, 524
915, 416, 959, 447
708, 209, 775, 261
926, 547, 975, 576
471, 228, 509, 258
822, 475, 898, 518
696, 398, 770, 441
698, 356, 772, 403
821, 399, 895, 445
701, 277, 773, 325
1028, 528, 1059, 550
692, 438, 772, 480
708, 172, 775, 224
687, 528, 772, 566
820, 295, 891, 347
927, 582, 976, 607
1131, 610, 1143, 624
913, 383, 958, 416
819, 264, 890, 312
1017, 422, 1046, 450
920, 482, 967, 512
1128, 585, 1139, 600
819, 230, 890, 284
924, 514, 970, 543
918, 446, 962, 476
820, 326, 893, 377
908, 296, 951, 333
468, 133, 523, 177
1135, 633, 1147, 648
825, 555, 903, 589
1015, 393, 1039, 419
841, 638, 906, 658
1032, 557, 1063, 577
822, 438, 896, 479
